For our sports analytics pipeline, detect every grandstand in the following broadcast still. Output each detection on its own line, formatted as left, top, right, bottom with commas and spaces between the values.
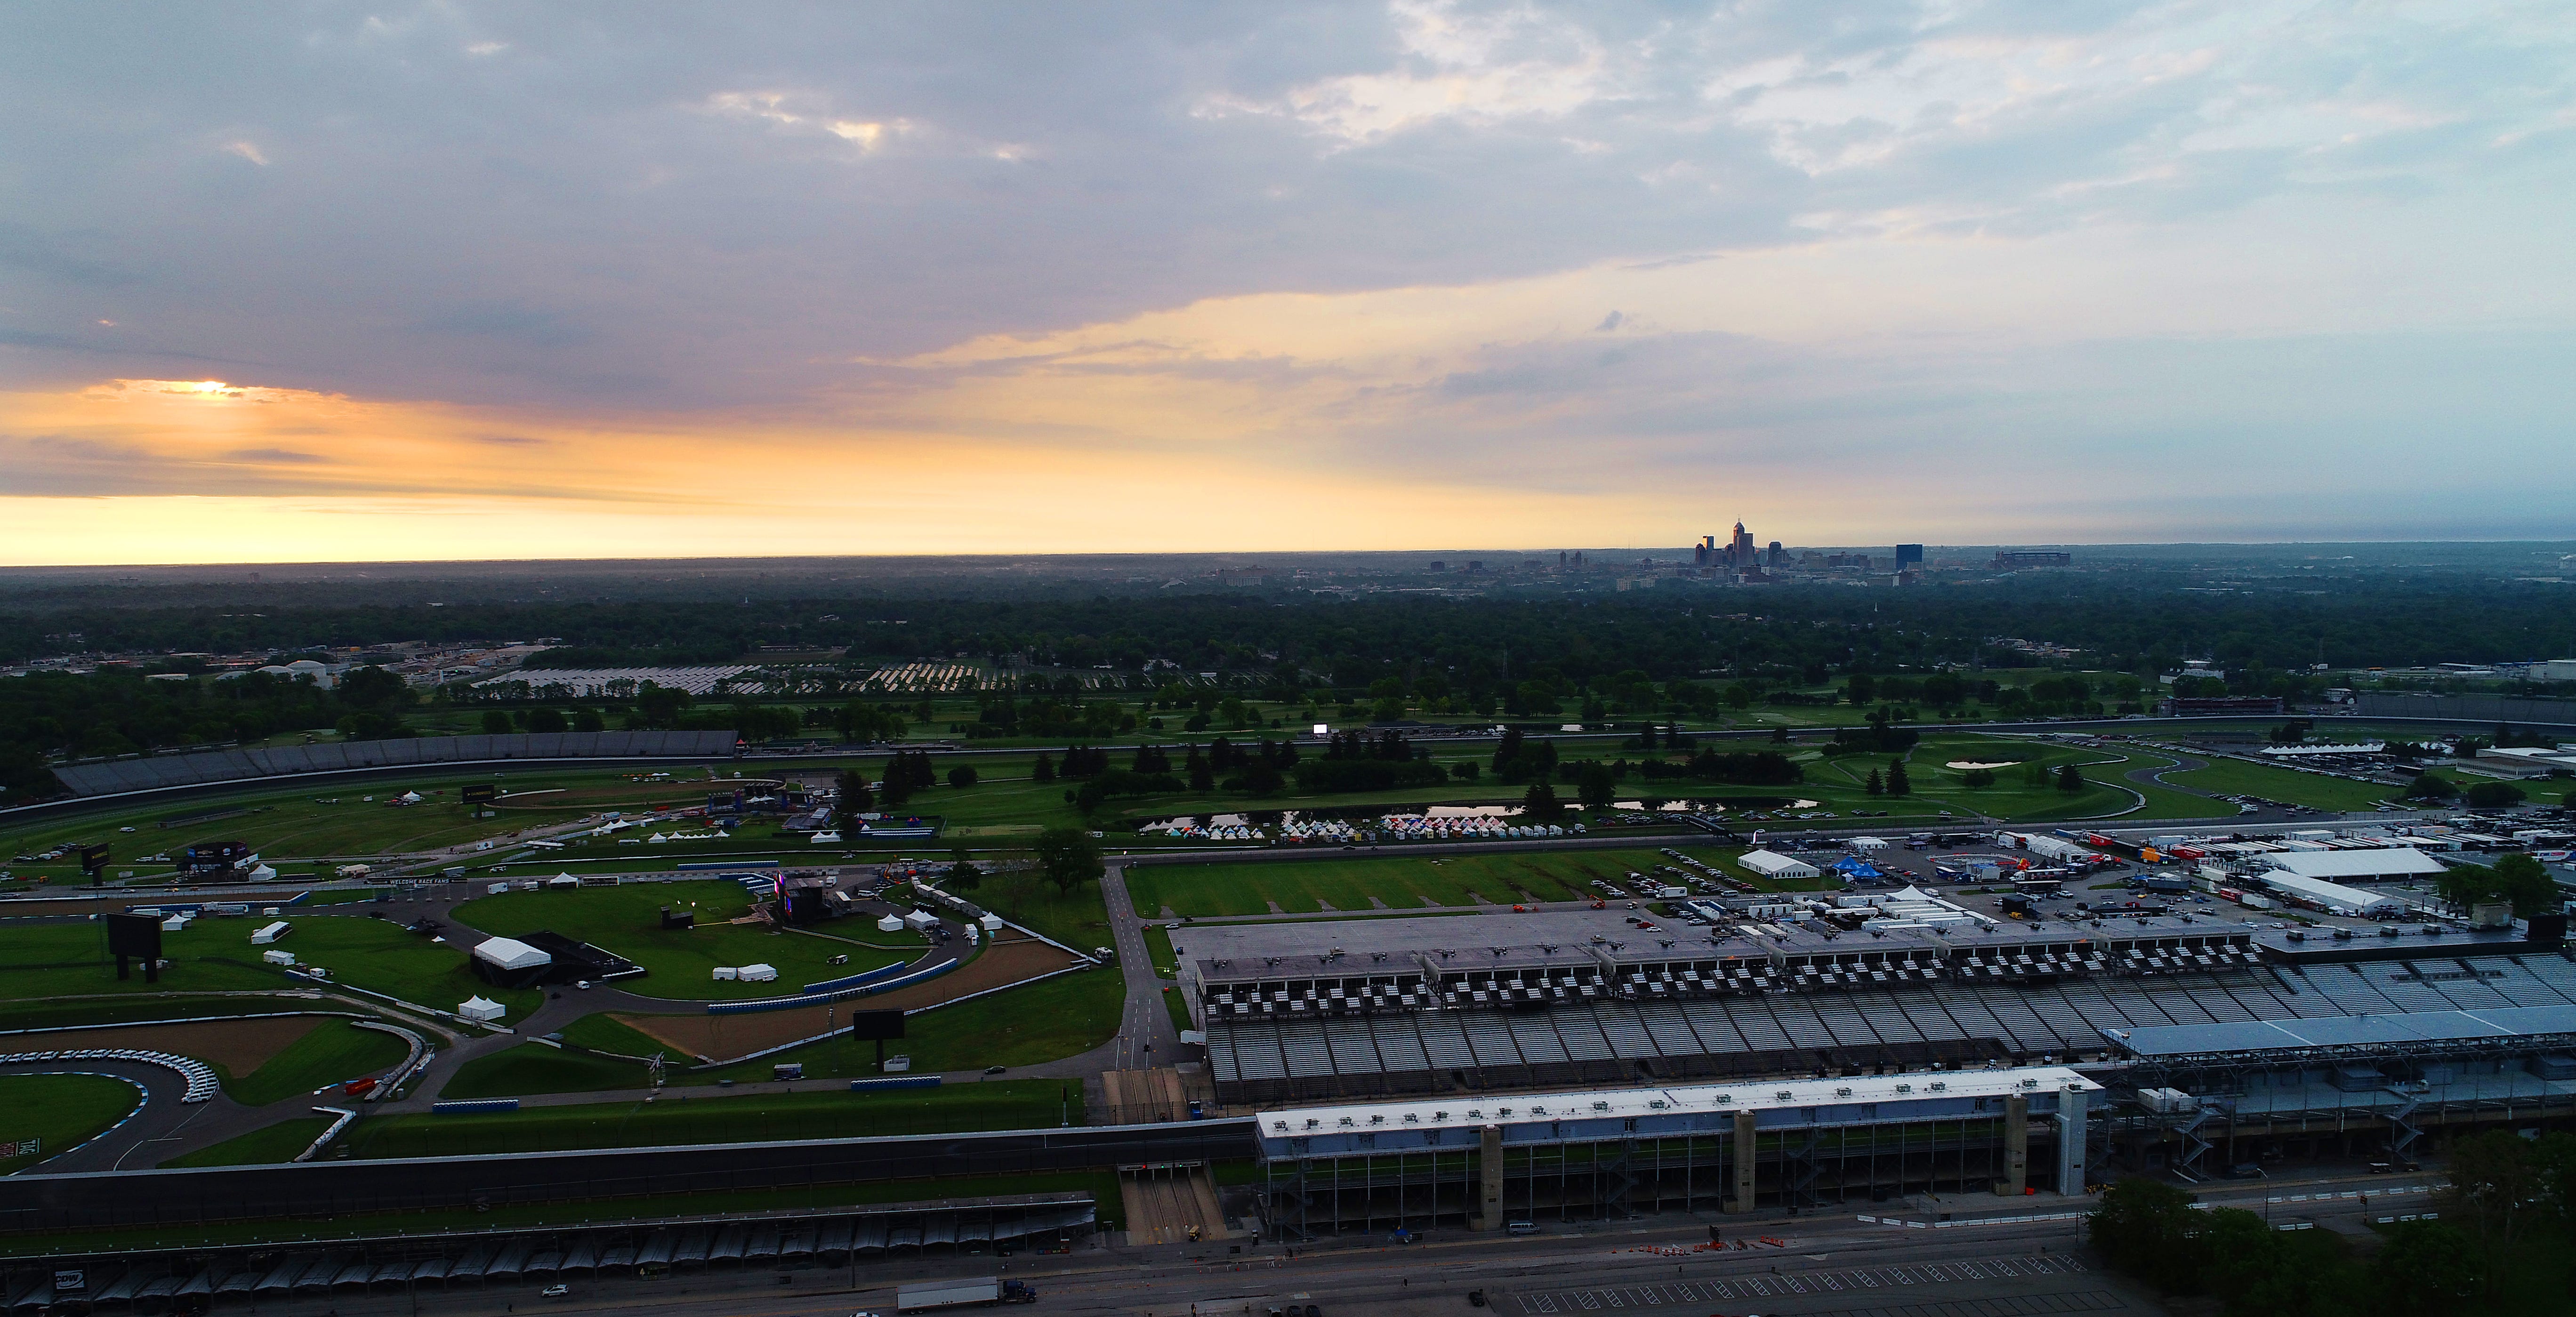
49, 731, 741, 798
1193, 889, 2576, 1221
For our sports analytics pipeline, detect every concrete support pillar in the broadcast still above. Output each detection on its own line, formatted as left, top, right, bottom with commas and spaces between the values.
1998, 1093, 2029, 1196
2055, 1088, 2090, 1195
1727, 1110, 1756, 1213
1473, 1124, 1504, 1230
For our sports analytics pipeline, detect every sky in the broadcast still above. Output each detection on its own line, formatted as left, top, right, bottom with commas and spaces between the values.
2, 1, 2571, 565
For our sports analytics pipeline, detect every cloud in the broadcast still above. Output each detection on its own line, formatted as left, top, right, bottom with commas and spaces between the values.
0, 1, 2564, 558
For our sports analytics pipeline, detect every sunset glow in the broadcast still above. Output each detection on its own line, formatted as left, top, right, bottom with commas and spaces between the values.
2, 3, 2570, 563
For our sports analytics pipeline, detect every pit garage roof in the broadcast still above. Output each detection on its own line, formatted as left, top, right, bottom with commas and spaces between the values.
2105, 1004, 2576, 1058
1258, 1066, 2100, 1137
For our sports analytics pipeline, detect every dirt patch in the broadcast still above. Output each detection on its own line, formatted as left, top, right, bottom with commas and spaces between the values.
2, 1014, 325, 1074
614, 933, 1084, 1062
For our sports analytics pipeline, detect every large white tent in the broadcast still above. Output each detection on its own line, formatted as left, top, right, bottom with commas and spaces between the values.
2259, 848, 2447, 884
1739, 849, 1822, 880
471, 936, 552, 973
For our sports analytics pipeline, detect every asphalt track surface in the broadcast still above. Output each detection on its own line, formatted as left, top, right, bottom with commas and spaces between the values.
0, 1058, 239, 1174
147, 1165, 2442, 1317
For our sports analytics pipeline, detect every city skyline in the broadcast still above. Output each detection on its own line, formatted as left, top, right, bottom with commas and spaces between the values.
4, 2, 2572, 565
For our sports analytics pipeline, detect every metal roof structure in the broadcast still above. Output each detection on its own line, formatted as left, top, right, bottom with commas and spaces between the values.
2104, 1004, 2576, 1059
2259, 849, 2449, 882
1257, 1066, 2100, 1149
1205, 940, 2576, 1103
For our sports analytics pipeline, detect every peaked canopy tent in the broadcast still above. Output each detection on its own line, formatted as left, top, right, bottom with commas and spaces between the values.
469, 936, 554, 988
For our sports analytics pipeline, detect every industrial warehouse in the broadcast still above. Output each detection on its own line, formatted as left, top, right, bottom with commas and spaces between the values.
1181, 821, 2576, 1234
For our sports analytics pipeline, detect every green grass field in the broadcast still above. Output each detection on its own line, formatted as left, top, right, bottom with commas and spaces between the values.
226, 1018, 414, 1106
276, 915, 544, 1020
440, 1043, 651, 1101
161, 1116, 333, 1169
1126, 844, 1753, 917
1142, 925, 1178, 977
560, 1012, 681, 1057
450, 880, 924, 1000
0, 916, 535, 1023
698, 965, 1125, 1083
0, 992, 330, 1033
971, 871, 1114, 951
339, 1078, 1075, 1158
0, 763, 778, 883
2163, 755, 2403, 812
0, 921, 289, 1002
0, 1072, 140, 1172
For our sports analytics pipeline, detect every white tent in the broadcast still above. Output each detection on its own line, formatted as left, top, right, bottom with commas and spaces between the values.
1739, 849, 1822, 880
471, 936, 553, 973
2260, 849, 2447, 883
877, 914, 905, 932
1846, 836, 1891, 852
458, 996, 507, 1023
2258, 872, 2408, 916
811, 830, 843, 844
979, 912, 1004, 932
547, 873, 580, 887
645, 832, 670, 844
397, 791, 422, 804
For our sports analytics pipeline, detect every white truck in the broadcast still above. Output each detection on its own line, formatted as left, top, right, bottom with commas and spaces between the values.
895, 1278, 1037, 1311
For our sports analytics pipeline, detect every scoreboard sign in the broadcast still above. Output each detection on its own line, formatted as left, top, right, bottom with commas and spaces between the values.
847, 1010, 906, 1041
460, 784, 500, 805
77, 843, 111, 875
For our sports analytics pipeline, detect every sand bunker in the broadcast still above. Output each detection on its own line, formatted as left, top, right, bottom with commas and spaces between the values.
617, 933, 1084, 1062
10, 1015, 325, 1075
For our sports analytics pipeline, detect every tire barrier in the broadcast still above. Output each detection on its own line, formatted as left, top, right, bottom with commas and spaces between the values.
431, 1098, 520, 1114
797, 959, 915, 996
0, 1048, 218, 1102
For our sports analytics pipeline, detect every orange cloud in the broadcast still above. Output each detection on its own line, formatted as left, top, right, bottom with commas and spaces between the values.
0, 376, 1666, 565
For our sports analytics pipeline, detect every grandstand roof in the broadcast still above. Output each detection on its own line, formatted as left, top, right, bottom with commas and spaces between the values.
1257, 1065, 2099, 1144
2105, 1004, 2576, 1058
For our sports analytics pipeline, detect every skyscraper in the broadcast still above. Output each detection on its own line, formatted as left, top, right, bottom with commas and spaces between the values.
1729, 522, 1755, 568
